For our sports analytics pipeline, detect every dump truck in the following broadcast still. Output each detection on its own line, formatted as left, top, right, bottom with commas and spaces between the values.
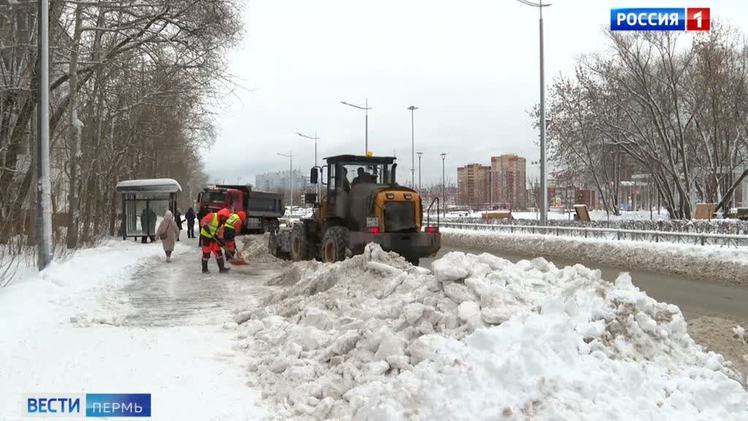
268, 154, 441, 265
197, 184, 284, 233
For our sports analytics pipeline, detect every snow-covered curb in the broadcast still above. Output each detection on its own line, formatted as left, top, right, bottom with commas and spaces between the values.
442, 228, 748, 287
236, 244, 748, 420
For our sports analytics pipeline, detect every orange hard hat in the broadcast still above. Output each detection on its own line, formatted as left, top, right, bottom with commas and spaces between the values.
238, 211, 246, 221
217, 208, 231, 219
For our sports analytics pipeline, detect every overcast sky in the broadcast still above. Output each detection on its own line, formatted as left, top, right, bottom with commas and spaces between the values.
203, 0, 748, 187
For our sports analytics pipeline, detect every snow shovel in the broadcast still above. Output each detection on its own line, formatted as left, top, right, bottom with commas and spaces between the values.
228, 249, 248, 265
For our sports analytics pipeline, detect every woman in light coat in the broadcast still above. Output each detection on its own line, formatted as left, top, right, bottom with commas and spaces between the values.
156, 210, 180, 262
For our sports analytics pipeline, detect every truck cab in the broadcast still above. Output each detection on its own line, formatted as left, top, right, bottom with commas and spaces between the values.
196, 187, 243, 220
197, 185, 284, 233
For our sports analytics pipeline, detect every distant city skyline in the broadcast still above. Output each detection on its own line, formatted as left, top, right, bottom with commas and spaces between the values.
457, 154, 528, 210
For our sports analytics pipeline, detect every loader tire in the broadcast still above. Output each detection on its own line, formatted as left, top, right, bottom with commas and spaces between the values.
291, 223, 311, 261
322, 226, 349, 263
268, 231, 280, 257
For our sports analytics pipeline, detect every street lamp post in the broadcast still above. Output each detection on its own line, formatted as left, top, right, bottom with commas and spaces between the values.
416, 151, 423, 192
296, 131, 320, 198
517, 0, 551, 225
530, 160, 541, 220
440, 153, 447, 216
277, 152, 294, 210
296, 131, 318, 168
341, 99, 371, 154
407, 105, 418, 188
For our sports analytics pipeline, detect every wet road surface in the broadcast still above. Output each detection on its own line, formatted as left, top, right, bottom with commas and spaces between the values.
422, 245, 748, 323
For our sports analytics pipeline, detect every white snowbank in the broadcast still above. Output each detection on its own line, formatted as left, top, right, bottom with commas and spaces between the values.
238, 244, 748, 420
433, 209, 670, 222
0, 240, 159, 339
0, 240, 266, 420
442, 228, 748, 287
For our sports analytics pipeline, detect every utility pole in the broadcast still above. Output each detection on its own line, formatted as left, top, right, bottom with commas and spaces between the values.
417, 151, 423, 192
407, 105, 418, 189
277, 152, 294, 210
517, 0, 551, 225
341, 99, 372, 154
36, 0, 53, 270
441, 153, 447, 216
296, 131, 320, 198
366, 99, 369, 154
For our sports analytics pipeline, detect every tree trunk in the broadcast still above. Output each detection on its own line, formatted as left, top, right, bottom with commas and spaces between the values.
65, 6, 84, 249
715, 168, 748, 213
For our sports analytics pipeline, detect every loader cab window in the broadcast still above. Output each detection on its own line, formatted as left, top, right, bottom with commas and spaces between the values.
342, 163, 390, 185
328, 163, 337, 189
329, 161, 394, 191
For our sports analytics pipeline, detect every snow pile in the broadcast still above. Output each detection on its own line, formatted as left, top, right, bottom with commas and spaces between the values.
239, 234, 284, 264
237, 244, 748, 420
443, 228, 748, 287
735, 325, 747, 343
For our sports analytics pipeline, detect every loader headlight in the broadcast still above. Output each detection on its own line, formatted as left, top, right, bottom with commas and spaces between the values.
385, 193, 395, 200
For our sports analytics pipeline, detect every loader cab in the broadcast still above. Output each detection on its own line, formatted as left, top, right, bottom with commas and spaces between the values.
327, 155, 396, 190
311, 154, 397, 221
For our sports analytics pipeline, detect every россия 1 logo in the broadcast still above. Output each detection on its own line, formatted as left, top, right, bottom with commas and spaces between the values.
611, 8, 710, 31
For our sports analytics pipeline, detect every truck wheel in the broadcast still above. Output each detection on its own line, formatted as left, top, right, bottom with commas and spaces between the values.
322, 226, 348, 263
290, 224, 310, 261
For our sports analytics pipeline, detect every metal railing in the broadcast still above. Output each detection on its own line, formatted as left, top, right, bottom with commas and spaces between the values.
441, 222, 748, 248
426, 197, 440, 229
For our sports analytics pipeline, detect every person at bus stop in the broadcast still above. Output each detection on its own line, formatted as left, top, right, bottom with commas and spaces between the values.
185, 208, 196, 239
222, 211, 245, 261
140, 207, 157, 243
200, 208, 231, 274
174, 208, 184, 241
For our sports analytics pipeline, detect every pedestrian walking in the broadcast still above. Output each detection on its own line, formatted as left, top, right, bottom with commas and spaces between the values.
174, 208, 184, 241
156, 210, 179, 262
199, 208, 230, 273
185, 208, 196, 239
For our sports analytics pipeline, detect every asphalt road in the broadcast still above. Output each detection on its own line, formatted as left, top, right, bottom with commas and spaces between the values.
422, 245, 748, 323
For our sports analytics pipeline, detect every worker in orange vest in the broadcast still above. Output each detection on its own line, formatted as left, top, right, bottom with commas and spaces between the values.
222, 210, 246, 262
199, 208, 231, 273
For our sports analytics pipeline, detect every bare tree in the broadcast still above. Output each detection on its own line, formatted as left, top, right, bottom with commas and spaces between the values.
546, 24, 748, 219
0, 0, 243, 259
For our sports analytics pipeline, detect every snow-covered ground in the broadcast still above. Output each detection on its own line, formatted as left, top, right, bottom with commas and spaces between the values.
0, 240, 266, 421
442, 228, 748, 287
3, 236, 748, 420
286, 206, 315, 220
431, 209, 671, 222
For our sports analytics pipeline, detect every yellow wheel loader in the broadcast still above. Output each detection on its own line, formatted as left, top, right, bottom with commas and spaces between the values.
269, 154, 441, 265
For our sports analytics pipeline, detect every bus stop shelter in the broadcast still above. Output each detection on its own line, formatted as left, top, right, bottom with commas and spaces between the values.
116, 178, 182, 241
